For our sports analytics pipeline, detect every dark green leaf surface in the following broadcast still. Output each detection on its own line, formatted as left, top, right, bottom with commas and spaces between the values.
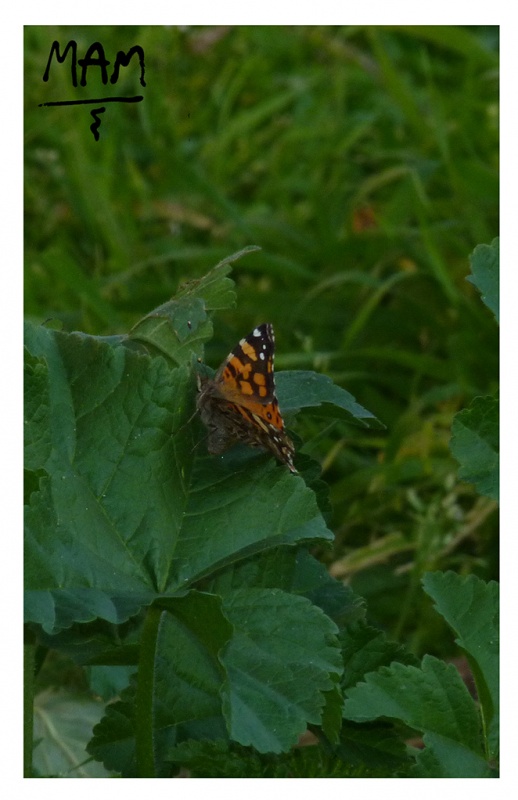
166, 737, 375, 777
87, 688, 140, 776
24, 350, 52, 470
207, 546, 364, 628
221, 588, 342, 753
175, 456, 333, 587
450, 395, 499, 500
89, 589, 343, 770
152, 594, 232, 729
411, 734, 494, 778
88, 594, 231, 777
336, 721, 410, 773
276, 370, 383, 428
340, 621, 418, 689
25, 303, 346, 634
423, 571, 499, 760
128, 250, 256, 363
343, 655, 485, 777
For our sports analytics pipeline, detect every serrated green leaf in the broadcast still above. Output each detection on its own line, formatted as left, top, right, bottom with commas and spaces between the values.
343, 655, 486, 777
87, 666, 135, 701
176, 246, 259, 310
24, 588, 155, 635
89, 590, 342, 773
450, 395, 499, 500
128, 249, 261, 363
344, 656, 480, 748
422, 571, 499, 760
221, 588, 342, 753
276, 370, 383, 429
89, 688, 198, 778
87, 688, 138, 776
176, 454, 334, 584
467, 238, 499, 322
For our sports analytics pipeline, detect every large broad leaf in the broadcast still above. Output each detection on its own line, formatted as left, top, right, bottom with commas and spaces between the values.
422, 571, 499, 761
88, 589, 343, 773
343, 655, 492, 777
25, 252, 384, 635
24, 318, 334, 633
220, 588, 342, 753
25, 257, 377, 772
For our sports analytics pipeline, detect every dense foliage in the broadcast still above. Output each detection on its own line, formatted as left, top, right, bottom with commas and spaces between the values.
24, 26, 498, 778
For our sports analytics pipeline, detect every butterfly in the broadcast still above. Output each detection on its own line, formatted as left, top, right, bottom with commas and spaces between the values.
196, 323, 297, 473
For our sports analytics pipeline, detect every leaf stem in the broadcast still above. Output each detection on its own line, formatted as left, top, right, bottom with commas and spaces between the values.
135, 605, 164, 777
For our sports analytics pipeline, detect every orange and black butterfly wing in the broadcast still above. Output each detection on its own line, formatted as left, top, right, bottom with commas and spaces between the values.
197, 324, 297, 472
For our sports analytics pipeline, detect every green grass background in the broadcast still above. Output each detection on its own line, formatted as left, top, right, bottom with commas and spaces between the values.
24, 25, 498, 656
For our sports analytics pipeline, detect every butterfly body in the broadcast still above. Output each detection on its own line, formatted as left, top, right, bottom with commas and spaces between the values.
197, 324, 297, 473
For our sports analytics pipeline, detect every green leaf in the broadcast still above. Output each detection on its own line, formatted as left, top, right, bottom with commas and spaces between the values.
24, 349, 52, 471
87, 686, 140, 776
411, 733, 495, 778
207, 546, 364, 629
340, 621, 418, 689
467, 238, 499, 322
24, 319, 333, 634
25, 589, 154, 636
177, 455, 334, 583
276, 370, 384, 429
128, 249, 258, 364
450, 395, 499, 500
152, 594, 232, 730
336, 721, 411, 774
89, 593, 232, 777
221, 588, 343, 753
89, 590, 342, 773
343, 655, 486, 777
129, 296, 209, 365
422, 571, 499, 760
176, 246, 259, 310
24, 320, 194, 607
